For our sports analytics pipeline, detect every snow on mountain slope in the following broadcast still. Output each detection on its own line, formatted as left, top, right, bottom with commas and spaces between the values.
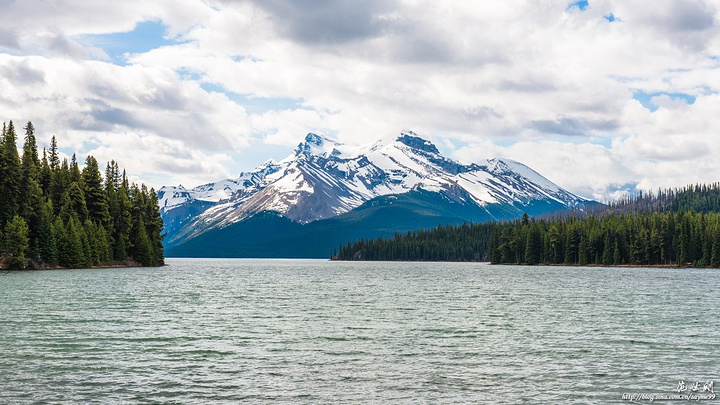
161, 131, 594, 243
157, 159, 280, 213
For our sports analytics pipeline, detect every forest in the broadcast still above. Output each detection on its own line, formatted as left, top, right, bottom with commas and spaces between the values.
0, 120, 164, 269
336, 185, 720, 267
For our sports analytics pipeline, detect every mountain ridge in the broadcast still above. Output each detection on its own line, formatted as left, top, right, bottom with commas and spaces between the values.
159, 131, 599, 256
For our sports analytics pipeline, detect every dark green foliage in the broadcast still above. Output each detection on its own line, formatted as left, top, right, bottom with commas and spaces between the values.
66, 182, 89, 222
336, 222, 493, 261
82, 156, 110, 226
524, 222, 542, 265
38, 201, 57, 263
0, 121, 21, 226
585, 183, 720, 216
337, 185, 720, 268
19, 127, 43, 259
4, 215, 29, 269
0, 120, 163, 269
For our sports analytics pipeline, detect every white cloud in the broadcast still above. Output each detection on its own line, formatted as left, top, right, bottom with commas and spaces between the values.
0, 0, 719, 198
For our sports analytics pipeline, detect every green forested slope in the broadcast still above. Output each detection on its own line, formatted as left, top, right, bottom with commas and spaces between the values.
337, 185, 720, 267
0, 120, 164, 269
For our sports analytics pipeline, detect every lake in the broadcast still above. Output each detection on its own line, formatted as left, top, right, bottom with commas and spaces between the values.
1, 259, 718, 403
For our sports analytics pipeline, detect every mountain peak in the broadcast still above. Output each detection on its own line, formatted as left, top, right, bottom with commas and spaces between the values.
395, 131, 440, 154
485, 158, 561, 193
304, 132, 325, 146
160, 130, 598, 253
295, 132, 346, 158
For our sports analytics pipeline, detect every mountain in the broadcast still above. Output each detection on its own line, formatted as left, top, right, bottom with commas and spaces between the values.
159, 131, 600, 257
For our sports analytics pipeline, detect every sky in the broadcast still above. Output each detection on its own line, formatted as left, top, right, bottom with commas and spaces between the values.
0, 0, 719, 202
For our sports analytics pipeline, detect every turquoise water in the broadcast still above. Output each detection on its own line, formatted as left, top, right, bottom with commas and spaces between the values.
1, 259, 718, 403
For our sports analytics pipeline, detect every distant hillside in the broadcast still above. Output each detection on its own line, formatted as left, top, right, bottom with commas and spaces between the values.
337, 183, 720, 267
585, 183, 720, 216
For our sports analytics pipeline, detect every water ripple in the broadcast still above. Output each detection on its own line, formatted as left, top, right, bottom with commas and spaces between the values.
1, 260, 719, 403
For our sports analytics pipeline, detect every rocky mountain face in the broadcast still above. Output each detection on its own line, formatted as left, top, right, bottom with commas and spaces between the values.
159, 131, 597, 255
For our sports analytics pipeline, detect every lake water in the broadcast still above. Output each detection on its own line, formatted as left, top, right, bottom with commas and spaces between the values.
0, 259, 718, 404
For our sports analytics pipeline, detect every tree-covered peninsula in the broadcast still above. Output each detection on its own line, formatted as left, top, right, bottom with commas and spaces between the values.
336, 185, 720, 268
0, 120, 164, 269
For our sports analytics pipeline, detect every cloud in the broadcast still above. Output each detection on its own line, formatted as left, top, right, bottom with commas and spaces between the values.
0, 29, 20, 50
244, 0, 397, 46
0, 60, 45, 85
531, 117, 620, 136
0, 0, 719, 197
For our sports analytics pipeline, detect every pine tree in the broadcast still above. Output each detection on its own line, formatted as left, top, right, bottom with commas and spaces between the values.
54, 216, 70, 267
66, 183, 89, 222
524, 223, 542, 265
0, 119, 163, 268
69, 153, 81, 184
40, 149, 52, 196
132, 217, 152, 266
0, 121, 21, 226
81, 155, 110, 226
5, 215, 29, 269
64, 216, 86, 268
144, 187, 165, 265
37, 201, 57, 264
19, 122, 43, 260
51, 158, 70, 215
711, 227, 720, 268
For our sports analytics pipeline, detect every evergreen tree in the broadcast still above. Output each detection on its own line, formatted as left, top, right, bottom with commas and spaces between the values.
37, 201, 57, 264
50, 158, 70, 215
524, 223, 542, 265
66, 183, 89, 222
132, 218, 153, 266
40, 149, 52, 196
69, 153, 81, 184
53, 216, 70, 267
19, 122, 43, 259
5, 215, 29, 269
63, 216, 86, 268
81, 155, 110, 226
113, 176, 133, 261
0, 121, 21, 226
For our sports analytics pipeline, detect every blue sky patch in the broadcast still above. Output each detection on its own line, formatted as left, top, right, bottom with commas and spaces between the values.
77, 20, 182, 65
604, 13, 616, 22
632, 91, 696, 112
200, 82, 307, 114
568, 1, 589, 11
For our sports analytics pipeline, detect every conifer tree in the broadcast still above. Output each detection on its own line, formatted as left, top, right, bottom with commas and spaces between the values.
710, 225, 720, 268
64, 216, 86, 268
53, 216, 70, 267
19, 122, 43, 259
82, 155, 110, 226
66, 183, 89, 222
69, 153, 81, 184
40, 149, 52, 196
37, 201, 57, 264
0, 121, 21, 226
0, 119, 160, 269
524, 223, 542, 265
5, 215, 29, 269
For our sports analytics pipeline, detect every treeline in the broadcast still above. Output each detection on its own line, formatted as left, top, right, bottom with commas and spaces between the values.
337, 184, 720, 268
487, 211, 720, 266
584, 183, 720, 216
0, 120, 164, 269
335, 223, 494, 261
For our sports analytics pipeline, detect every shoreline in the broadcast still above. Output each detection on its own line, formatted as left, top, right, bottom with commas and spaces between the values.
332, 259, 710, 269
1, 259, 166, 271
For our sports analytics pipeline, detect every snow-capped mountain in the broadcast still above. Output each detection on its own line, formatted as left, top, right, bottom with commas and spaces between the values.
161, 131, 595, 247
157, 159, 281, 212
